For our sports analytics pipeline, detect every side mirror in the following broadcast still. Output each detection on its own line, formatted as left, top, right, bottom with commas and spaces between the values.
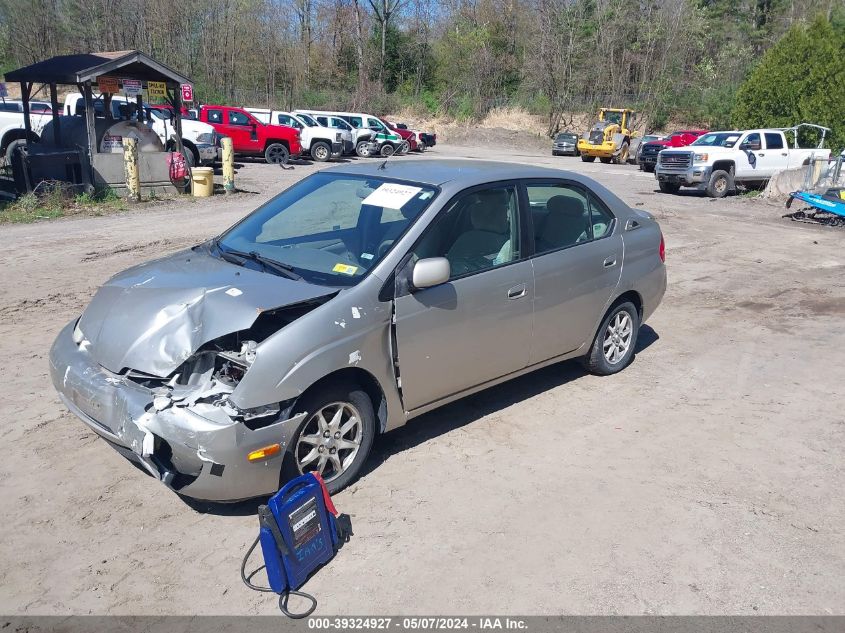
412, 257, 450, 289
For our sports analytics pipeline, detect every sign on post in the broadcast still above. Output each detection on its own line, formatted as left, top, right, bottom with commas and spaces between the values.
147, 81, 167, 102
122, 79, 142, 98
181, 83, 194, 103
97, 76, 119, 94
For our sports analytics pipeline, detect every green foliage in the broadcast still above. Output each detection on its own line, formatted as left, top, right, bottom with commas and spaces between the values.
732, 15, 845, 151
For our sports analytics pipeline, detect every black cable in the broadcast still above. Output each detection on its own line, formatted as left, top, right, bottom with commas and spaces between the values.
240, 535, 318, 619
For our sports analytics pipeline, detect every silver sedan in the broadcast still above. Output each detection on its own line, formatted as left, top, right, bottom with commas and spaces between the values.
49, 159, 666, 501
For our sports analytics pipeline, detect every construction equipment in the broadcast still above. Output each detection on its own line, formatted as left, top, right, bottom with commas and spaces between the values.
577, 108, 636, 164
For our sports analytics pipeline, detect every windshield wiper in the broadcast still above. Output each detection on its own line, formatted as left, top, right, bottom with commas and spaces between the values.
213, 240, 302, 281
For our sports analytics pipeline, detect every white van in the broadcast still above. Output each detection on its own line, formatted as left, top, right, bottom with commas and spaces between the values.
64, 93, 220, 166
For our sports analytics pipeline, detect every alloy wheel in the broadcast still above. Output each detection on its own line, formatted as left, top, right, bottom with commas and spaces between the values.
603, 311, 633, 365
295, 402, 363, 483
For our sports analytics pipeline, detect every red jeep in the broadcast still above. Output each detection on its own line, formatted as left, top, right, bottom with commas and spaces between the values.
638, 129, 708, 172
196, 105, 301, 164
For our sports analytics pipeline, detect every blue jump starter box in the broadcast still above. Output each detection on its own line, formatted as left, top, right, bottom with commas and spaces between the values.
258, 472, 349, 593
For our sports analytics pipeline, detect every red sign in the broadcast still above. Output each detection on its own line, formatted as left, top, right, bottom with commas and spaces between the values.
97, 76, 120, 94
181, 84, 194, 103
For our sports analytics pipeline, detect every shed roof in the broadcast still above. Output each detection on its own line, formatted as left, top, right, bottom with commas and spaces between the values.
4, 50, 190, 85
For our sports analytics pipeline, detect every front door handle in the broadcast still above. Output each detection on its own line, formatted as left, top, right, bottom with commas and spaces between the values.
603, 257, 617, 268
507, 284, 527, 299
781, 152, 788, 156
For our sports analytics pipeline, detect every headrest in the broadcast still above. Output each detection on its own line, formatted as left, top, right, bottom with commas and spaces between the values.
547, 195, 586, 217
469, 190, 509, 233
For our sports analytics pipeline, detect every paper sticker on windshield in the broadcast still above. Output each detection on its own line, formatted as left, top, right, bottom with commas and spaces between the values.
362, 183, 422, 209
333, 263, 358, 275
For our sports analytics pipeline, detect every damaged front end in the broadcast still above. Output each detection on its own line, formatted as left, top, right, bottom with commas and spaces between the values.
49, 249, 338, 501
50, 320, 308, 501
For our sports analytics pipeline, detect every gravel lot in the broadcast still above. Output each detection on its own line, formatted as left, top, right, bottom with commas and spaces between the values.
1, 143, 843, 616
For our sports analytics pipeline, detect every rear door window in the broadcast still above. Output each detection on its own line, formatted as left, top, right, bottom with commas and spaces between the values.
764, 132, 784, 149
526, 184, 591, 254
206, 109, 223, 124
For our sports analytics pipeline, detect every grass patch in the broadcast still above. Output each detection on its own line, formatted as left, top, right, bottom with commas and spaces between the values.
0, 185, 128, 224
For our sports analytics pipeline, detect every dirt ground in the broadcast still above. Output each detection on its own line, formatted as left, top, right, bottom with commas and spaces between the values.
1, 142, 843, 616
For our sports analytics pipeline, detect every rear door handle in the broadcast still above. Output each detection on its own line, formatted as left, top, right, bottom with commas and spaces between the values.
507, 283, 527, 299
603, 257, 617, 268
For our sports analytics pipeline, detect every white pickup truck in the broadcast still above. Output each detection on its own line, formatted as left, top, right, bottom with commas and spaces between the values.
655, 124, 831, 198
0, 101, 53, 163
245, 108, 350, 160
63, 93, 220, 166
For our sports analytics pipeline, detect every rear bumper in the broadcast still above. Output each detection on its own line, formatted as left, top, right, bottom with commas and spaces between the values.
49, 321, 304, 502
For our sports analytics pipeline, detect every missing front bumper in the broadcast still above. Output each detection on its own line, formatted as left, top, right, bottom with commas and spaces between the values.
49, 320, 305, 502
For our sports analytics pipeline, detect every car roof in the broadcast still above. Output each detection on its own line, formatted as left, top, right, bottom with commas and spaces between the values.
324, 158, 592, 187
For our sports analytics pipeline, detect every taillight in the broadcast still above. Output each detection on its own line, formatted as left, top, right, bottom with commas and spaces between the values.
659, 233, 665, 262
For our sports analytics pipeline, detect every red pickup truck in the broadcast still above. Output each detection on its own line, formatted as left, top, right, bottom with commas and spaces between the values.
638, 129, 708, 172
195, 105, 301, 164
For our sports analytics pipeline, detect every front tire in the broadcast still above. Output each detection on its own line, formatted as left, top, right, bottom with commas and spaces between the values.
264, 143, 290, 165
310, 141, 331, 162
706, 169, 732, 198
380, 143, 395, 158
614, 142, 629, 164
283, 382, 376, 494
397, 140, 410, 155
355, 140, 371, 158
582, 301, 640, 376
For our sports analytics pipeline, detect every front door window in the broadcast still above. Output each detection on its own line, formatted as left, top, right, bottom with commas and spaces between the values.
412, 186, 520, 278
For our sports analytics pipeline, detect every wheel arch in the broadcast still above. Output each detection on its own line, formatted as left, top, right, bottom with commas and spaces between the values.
292, 367, 388, 435
1, 128, 39, 154
264, 138, 290, 151
712, 159, 735, 175
609, 290, 643, 320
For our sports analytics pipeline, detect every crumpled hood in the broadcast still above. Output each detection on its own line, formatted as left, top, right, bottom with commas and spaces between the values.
78, 248, 336, 377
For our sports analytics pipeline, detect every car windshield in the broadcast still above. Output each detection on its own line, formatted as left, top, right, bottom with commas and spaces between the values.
556, 133, 576, 140
604, 111, 623, 124
216, 172, 438, 286
692, 133, 740, 148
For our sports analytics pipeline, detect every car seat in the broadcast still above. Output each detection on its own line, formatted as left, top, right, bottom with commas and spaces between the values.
446, 189, 510, 271
535, 195, 588, 251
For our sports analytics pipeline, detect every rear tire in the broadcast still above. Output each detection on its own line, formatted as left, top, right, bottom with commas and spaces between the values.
581, 155, 596, 163
310, 141, 331, 162
417, 141, 427, 152
706, 169, 732, 198
380, 144, 395, 158
658, 181, 681, 194
264, 143, 289, 165
599, 157, 612, 164
282, 382, 376, 495
581, 301, 640, 376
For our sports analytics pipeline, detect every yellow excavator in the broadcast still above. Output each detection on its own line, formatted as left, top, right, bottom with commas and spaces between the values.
577, 108, 636, 164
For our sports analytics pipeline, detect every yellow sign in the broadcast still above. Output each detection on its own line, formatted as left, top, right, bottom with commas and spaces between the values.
332, 263, 358, 275
97, 76, 119, 94
147, 80, 166, 101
